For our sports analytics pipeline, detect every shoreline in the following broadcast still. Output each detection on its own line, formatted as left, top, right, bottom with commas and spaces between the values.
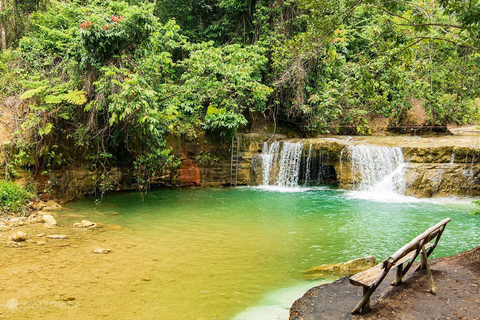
290, 246, 480, 319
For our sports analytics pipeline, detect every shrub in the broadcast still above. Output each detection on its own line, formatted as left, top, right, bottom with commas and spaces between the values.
0, 181, 33, 214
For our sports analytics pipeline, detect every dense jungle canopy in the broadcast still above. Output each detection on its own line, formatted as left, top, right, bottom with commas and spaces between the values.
0, 0, 479, 191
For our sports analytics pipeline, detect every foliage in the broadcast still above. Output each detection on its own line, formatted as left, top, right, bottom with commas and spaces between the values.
0, 180, 33, 213
1, 0, 480, 196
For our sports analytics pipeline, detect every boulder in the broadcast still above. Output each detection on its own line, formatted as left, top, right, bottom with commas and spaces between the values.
42, 200, 62, 211
303, 256, 378, 279
42, 214, 57, 226
9, 231, 27, 242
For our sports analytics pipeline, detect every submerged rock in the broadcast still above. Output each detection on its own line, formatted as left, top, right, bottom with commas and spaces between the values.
73, 220, 97, 228
303, 256, 377, 279
9, 231, 27, 242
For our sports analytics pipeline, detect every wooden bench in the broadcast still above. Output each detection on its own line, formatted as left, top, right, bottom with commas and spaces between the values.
349, 218, 451, 314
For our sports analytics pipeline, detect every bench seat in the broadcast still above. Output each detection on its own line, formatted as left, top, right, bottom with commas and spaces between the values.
349, 218, 450, 314
350, 242, 434, 287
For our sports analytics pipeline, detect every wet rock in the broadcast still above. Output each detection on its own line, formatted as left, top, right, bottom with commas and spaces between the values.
42, 214, 57, 226
42, 200, 62, 211
93, 248, 110, 254
9, 231, 27, 242
303, 256, 378, 279
37, 233, 46, 237
46, 235, 68, 239
73, 220, 97, 228
28, 214, 43, 224
6, 241, 24, 248
7, 217, 26, 227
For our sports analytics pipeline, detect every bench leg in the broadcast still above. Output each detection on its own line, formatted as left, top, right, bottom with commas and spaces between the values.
395, 264, 403, 286
362, 286, 371, 313
421, 245, 436, 295
352, 286, 373, 314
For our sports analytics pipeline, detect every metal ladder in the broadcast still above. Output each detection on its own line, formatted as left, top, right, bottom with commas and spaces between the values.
230, 136, 240, 187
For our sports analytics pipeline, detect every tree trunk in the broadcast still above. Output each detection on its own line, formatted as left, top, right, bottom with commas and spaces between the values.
0, 0, 6, 51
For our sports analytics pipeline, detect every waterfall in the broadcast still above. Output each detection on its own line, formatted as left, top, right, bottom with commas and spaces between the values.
276, 142, 303, 187
349, 145, 406, 194
257, 141, 303, 188
303, 144, 312, 185
260, 141, 280, 185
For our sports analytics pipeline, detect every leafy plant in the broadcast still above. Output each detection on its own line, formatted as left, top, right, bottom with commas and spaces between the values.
0, 180, 33, 214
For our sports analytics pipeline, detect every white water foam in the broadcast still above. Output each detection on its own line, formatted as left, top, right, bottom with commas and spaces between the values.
253, 185, 328, 193
347, 145, 409, 202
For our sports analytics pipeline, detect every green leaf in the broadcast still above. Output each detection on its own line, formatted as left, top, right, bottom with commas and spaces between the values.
20, 86, 47, 100
61, 90, 87, 105
39, 123, 54, 136
45, 95, 63, 104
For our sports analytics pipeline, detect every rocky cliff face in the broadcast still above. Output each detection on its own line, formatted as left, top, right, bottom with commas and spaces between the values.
403, 146, 480, 197
248, 137, 480, 198
3, 134, 480, 201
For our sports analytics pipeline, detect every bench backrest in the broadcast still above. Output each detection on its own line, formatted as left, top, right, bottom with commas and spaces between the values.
382, 218, 451, 269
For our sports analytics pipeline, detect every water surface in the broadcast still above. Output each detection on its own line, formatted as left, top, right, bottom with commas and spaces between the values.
60, 187, 479, 319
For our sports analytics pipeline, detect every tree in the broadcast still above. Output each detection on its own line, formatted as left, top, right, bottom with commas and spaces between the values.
0, 0, 6, 50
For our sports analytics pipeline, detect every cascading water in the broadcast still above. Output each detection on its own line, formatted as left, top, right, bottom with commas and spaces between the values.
260, 141, 280, 185
276, 142, 303, 187
257, 141, 303, 188
303, 144, 313, 185
349, 145, 406, 195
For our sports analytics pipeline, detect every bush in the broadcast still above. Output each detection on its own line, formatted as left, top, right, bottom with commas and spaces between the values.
0, 181, 33, 214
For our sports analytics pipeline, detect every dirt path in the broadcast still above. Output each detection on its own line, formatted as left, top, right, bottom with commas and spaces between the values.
290, 246, 480, 320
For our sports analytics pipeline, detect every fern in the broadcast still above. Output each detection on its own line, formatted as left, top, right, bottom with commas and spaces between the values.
20, 86, 48, 100
61, 90, 87, 105
45, 95, 63, 104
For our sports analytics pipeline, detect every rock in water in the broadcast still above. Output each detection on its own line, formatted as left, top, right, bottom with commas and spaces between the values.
42, 214, 57, 226
10, 231, 27, 242
93, 248, 110, 254
6, 241, 23, 248
303, 256, 378, 279
73, 220, 97, 228
42, 200, 62, 211
46, 235, 68, 239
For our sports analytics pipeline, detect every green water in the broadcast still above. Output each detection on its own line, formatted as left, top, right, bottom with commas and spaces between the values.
62, 187, 479, 319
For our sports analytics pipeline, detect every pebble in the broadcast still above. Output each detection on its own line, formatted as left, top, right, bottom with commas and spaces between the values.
37, 233, 47, 237
46, 235, 68, 239
93, 248, 110, 254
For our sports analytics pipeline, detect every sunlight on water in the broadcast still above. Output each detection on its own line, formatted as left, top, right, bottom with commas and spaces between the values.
59, 187, 479, 319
